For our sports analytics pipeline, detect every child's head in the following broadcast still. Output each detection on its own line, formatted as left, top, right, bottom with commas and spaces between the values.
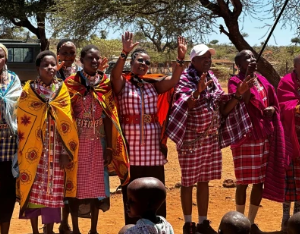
35, 50, 57, 82
288, 212, 300, 234
218, 211, 251, 234
57, 39, 76, 67
126, 177, 166, 218
118, 224, 135, 234
80, 45, 101, 75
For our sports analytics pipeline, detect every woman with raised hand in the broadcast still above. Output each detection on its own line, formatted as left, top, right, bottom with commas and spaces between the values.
110, 31, 187, 224
56, 39, 81, 81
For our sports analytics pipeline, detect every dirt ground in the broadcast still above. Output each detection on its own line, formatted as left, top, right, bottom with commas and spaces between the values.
10, 142, 284, 234
9, 84, 284, 234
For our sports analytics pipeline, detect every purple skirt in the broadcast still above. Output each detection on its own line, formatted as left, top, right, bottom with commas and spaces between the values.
20, 207, 61, 224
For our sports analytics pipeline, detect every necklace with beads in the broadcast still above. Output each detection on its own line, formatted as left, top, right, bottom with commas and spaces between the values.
34, 77, 59, 100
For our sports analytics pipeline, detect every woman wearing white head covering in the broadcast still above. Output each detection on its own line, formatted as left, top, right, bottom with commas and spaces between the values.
0, 43, 22, 234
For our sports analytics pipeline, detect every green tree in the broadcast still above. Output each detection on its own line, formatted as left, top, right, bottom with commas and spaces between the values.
0, 0, 56, 50
291, 37, 300, 46
210, 40, 219, 45
52, 0, 300, 86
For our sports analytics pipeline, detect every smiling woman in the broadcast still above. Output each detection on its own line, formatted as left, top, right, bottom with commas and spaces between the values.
110, 31, 188, 225
56, 39, 81, 81
64, 44, 129, 234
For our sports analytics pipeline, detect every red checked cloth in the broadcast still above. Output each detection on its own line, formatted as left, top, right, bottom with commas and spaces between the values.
28, 117, 65, 208
284, 113, 300, 201
231, 138, 269, 185
117, 80, 165, 166
73, 92, 105, 199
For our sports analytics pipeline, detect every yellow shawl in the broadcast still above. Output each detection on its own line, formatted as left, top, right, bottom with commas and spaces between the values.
17, 81, 79, 213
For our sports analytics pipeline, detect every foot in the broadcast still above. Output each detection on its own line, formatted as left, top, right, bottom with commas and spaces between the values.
183, 222, 196, 234
196, 220, 217, 234
250, 224, 263, 234
59, 223, 72, 234
281, 219, 289, 233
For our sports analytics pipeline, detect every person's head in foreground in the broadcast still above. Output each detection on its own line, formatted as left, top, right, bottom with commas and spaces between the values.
218, 211, 251, 234
36, 50, 58, 85
190, 44, 215, 74
126, 177, 166, 221
288, 212, 300, 234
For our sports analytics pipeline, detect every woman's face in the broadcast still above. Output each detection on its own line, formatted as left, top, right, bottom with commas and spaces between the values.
81, 48, 101, 75
37, 55, 57, 83
238, 50, 256, 74
191, 51, 212, 74
131, 53, 150, 76
0, 48, 6, 72
58, 42, 76, 67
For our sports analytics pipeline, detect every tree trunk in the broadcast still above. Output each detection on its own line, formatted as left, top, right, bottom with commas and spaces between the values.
37, 14, 49, 51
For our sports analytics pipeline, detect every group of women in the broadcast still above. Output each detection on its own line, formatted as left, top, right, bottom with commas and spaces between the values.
0, 29, 296, 234
0, 32, 188, 234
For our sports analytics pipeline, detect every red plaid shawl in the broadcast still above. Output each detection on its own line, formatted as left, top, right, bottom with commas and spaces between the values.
166, 66, 225, 148
229, 73, 287, 202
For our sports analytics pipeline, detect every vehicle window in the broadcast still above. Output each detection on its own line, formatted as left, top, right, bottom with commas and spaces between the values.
7, 47, 33, 63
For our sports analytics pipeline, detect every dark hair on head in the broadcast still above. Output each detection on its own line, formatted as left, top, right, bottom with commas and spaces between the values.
57, 39, 74, 53
36, 50, 57, 67
234, 51, 245, 67
131, 48, 148, 62
80, 45, 99, 58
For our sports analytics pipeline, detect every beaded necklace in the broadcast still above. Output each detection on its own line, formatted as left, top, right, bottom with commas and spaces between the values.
34, 77, 59, 101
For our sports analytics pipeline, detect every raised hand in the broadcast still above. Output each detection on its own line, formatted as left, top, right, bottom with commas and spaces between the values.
177, 36, 187, 60
197, 72, 213, 94
122, 31, 139, 54
57, 55, 65, 71
98, 57, 109, 72
236, 75, 255, 95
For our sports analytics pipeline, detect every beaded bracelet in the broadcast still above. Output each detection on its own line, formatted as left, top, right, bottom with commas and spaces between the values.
190, 91, 200, 101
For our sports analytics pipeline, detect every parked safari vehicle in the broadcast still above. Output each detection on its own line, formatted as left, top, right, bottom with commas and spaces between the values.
1, 39, 40, 81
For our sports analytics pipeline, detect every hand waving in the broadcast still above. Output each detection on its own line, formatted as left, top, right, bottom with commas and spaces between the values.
122, 31, 139, 54
236, 75, 255, 95
177, 36, 187, 60
57, 55, 65, 71
197, 73, 213, 93
98, 57, 109, 72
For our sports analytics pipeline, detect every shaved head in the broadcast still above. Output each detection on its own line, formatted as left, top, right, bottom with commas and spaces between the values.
218, 211, 251, 234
